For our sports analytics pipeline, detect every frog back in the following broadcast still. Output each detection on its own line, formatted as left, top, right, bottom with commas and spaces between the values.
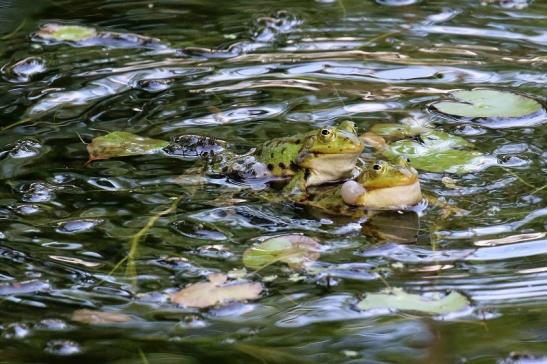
257, 136, 307, 177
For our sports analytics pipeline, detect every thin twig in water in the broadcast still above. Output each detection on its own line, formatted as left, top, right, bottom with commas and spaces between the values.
138, 348, 150, 364
1, 18, 27, 40
0, 117, 34, 132
125, 196, 182, 278
337, 0, 347, 17
501, 166, 537, 189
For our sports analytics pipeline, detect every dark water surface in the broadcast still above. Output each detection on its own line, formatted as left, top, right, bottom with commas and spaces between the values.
0, 0, 546, 363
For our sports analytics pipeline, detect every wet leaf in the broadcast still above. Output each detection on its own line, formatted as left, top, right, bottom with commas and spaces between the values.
243, 234, 322, 270
170, 274, 263, 308
35, 24, 97, 42
71, 309, 132, 324
360, 132, 388, 152
431, 89, 542, 119
33, 23, 168, 50
383, 130, 492, 173
356, 288, 471, 314
87, 131, 169, 161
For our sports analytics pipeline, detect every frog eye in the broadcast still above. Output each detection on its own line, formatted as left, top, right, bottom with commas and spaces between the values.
372, 162, 385, 173
319, 128, 335, 142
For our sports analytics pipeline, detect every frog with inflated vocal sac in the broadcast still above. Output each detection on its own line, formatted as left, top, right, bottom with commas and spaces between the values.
296, 157, 423, 215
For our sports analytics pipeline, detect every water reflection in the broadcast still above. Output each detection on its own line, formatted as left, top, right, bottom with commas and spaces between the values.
0, 0, 545, 362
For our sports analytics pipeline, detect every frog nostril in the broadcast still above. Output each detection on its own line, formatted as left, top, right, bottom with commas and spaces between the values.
321, 129, 330, 136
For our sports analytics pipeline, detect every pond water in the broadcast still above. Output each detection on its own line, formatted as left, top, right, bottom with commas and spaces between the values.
0, 0, 546, 363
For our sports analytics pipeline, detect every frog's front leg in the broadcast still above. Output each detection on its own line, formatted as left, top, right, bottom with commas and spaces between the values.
282, 169, 309, 200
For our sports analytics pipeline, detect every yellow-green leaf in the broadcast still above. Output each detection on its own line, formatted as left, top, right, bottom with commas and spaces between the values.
87, 131, 169, 161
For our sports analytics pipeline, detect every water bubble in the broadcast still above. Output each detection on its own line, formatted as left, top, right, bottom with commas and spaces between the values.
135, 78, 174, 92
170, 220, 227, 240
55, 219, 103, 234
44, 340, 81, 356
12, 204, 42, 215
20, 182, 55, 203
193, 245, 233, 259
1, 139, 42, 159
2, 57, 46, 82
36, 319, 68, 331
2, 323, 31, 339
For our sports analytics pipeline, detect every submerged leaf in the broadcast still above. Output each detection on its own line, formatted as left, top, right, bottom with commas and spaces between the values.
431, 89, 542, 119
35, 24, 97, 42
170, 274, 263, 309
87, 131, 169, 161
243, 234, 322, 270
72, 309, 132, 324
357, 288, 471, 314
383, 130, 492, 173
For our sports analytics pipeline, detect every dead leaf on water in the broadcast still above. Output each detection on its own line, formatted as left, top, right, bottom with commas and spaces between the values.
170, 273, 263, 309
72, 309, 132, 325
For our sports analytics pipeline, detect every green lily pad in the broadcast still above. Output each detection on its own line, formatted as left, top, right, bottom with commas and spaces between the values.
383, 130, 491, 173
357, 288, 471, 315
370, 115, 433, 139
35, 24, 97, 42
431, 89, 542, 119
370, 123, 422, 139
243, 234, 322, 270
87, 131, 169, 162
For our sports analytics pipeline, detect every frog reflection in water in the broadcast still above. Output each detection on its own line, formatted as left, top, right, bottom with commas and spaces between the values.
298, 158, 423, 214
168, 121, 365, 194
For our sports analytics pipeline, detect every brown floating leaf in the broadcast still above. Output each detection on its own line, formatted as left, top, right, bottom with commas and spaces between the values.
72, 309, 132, 324
170, 274, 263, 309
360, 132, 388, 152
87, 131, 169, 162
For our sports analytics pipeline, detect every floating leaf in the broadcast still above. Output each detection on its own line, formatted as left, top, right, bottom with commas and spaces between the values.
33, 24, 168, 50
361, 132, 388, 152
71, 309, 132, 324
243, 234, 322, 270
87, 131, 169, 161
356, 288, 471, 314
383, 130, 492, 173
431, 89, 543, 119
170, 273, 263, 309
35, 24, 97, 42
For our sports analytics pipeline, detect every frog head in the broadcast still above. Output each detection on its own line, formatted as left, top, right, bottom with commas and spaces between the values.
341, 157, 422, 209
296, 121, 364, 186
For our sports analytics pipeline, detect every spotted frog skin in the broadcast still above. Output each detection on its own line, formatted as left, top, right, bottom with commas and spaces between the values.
219, 120, 364, 193
299, 158, 422, 214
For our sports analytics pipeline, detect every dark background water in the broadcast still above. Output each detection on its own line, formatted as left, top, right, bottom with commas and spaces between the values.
0, 0, 546, 363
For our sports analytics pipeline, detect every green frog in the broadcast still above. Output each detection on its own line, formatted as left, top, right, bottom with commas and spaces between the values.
298, 158, 423, 215
168, 121, 365, 194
